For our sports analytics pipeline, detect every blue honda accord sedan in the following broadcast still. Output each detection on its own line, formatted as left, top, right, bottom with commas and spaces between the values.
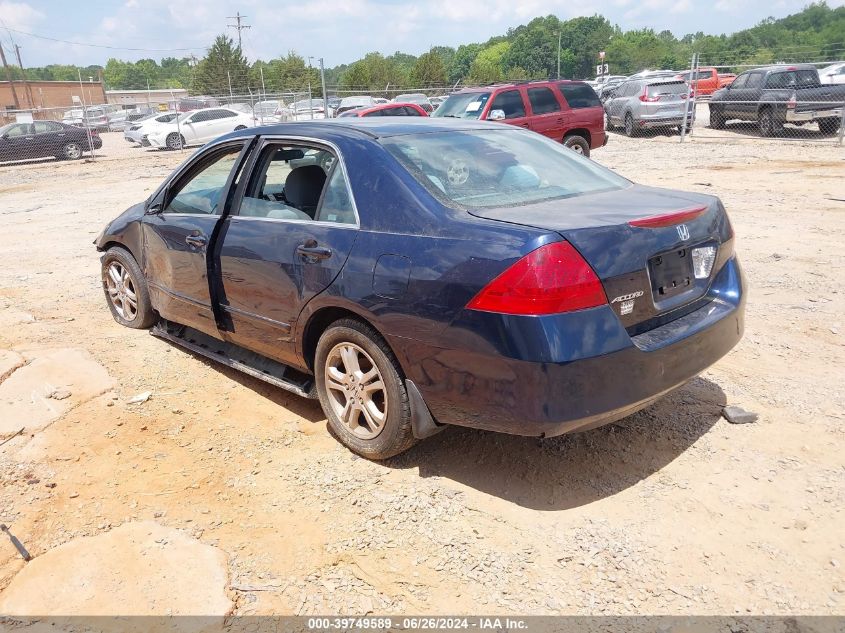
96, 118, 745, 459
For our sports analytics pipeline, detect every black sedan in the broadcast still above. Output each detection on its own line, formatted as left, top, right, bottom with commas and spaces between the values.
96, 119, 745, 459
0, 120, 102, 162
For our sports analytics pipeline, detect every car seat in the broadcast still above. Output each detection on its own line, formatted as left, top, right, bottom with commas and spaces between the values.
284, 165, 326, 217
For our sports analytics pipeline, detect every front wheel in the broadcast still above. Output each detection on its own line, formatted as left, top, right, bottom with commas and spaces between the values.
818, 118, 841, 135
758, 108, 781, 137
563, 134, 590, 157
709, 108, 726, 129
315, 318, 416, 460
166, 133, 185, 150
101, 247, 156, 329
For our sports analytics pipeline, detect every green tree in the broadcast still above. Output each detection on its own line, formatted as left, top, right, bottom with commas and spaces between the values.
339, 53, 406, 92
193, 35, 251, 95
468, 42, 510, 84
448, 44, 482, 83
409, 51, 447, 87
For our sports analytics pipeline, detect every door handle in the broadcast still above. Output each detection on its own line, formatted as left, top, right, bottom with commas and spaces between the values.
185, 233, 208, 248
296, 240, 332, 261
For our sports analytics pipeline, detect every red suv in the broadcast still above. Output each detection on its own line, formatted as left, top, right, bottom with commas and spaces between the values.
432, 80, 606, 156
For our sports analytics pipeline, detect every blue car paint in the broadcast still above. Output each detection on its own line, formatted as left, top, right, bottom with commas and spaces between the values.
97, 119, 745, 438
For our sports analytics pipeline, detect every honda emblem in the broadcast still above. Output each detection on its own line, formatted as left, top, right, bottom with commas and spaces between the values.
677, 224, 690, 241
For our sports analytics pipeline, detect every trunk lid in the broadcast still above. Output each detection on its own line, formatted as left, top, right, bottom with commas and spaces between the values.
468, 184, 735, 332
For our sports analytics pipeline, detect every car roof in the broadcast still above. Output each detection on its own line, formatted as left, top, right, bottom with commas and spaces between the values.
744, 64, 818, 74
224, 117, 507, 141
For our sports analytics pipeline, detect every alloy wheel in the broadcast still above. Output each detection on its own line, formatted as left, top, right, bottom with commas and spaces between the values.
64, 143, 82, 160
324, 342, 388, 440
105, 261, 138, 321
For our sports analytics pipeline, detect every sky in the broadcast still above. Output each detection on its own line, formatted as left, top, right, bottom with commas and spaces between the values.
1, 0, 843, 68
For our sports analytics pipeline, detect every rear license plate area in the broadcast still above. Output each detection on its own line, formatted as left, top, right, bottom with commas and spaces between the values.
649, 248, 692, 300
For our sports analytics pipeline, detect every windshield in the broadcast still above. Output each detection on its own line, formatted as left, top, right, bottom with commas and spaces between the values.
381, 129, 629, 209
432, 92, 491, 119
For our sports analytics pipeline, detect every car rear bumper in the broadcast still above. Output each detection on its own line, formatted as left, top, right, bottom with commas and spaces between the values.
787, 107, 843, 122
638, 114, 694, 129
395, 255, 745, 437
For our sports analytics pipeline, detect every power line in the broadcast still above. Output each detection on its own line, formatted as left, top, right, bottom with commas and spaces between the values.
227, 12, 251, 50
1, 26, 207, 52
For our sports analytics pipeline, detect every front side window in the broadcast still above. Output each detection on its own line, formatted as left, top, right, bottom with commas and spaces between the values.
164, 147, 243, 215
382, 129, 628, 209
730, 74, 749, 89
489, 90, 526, 119
2, 124, 31, 138
745, 73, 763, 89
527, 87, 560, 115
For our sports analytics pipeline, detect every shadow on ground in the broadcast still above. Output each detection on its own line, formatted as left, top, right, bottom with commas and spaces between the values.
388, 376, 726, 511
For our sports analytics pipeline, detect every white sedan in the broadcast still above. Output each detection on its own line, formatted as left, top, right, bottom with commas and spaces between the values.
819, 63, 845, 85
145, 107, 255, 150
124, 112, 179, 144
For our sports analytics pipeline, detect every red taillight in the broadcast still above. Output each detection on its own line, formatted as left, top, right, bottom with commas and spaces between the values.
639, 87, 660, 102
466, 242, 607, 315
628, 205, 707, 228
787, 92, 797, 109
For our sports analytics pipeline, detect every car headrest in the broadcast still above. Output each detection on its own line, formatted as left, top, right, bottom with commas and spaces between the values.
284, 165, 326, 213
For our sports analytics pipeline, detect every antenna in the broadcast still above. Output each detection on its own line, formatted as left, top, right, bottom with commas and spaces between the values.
227, 12, 251, 50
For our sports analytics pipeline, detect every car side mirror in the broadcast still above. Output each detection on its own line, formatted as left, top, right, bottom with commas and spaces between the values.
145, 203, 162, 215
488, 109, 506, 121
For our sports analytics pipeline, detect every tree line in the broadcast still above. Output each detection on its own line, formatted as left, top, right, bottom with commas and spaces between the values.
8, 2, 844, 95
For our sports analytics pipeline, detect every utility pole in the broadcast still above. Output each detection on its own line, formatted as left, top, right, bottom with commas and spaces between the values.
13, 45, 34, 108
557, 32, 562, 79
0, 43, 20, 109
318, 58, 328, 118
227, 12, 251, 50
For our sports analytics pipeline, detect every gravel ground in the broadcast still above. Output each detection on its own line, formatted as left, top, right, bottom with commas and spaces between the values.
0, 128, 842, 617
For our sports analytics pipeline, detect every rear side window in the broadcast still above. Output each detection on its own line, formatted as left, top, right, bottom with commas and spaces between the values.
362, 109, 384, 117
34, 121, 63, 133
558, 84, 601, 108
489, 90, 526, 119
527, 88, 560, 114
765, 70, 818, 89
404, 106, 423, 116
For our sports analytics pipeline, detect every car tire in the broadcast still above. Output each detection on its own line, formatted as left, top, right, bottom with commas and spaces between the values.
100, 247, 156, 329
604, 112, 613, 131
624, 113, 637, 137
61, 142, 84, 160
234, 125, 248, 131
563, 134, 590, 157
758, 108, 780, 138
818, 118, 841, 135
709, 108, 726, 129
166, 133, 185, 150
315, 318, 416, 460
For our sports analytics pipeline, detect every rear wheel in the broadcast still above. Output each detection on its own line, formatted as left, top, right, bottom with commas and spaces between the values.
101, 247, 155, 329
234, 125, 248, 131
709, 108, 726, 129
624, 113, 637, 137
315, 318, 416, 460
818, 118, 841, 135
166, 132, 185, 150
758, 108, 780, 137
61, 142, 83, 160
563, 134, 590, 157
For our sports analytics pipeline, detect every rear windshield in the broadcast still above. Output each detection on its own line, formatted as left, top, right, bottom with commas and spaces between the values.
647, 82, 688, 96
381, 129, 629, 209
765, 70, 819, 89
431, 92, 491, 119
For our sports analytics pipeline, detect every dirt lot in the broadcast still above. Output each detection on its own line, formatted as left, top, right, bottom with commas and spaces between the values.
0, 128, 843, 618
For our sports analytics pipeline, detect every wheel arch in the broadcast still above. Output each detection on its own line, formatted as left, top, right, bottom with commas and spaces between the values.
563, 128, 591, 145
299, 304, 400, 375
